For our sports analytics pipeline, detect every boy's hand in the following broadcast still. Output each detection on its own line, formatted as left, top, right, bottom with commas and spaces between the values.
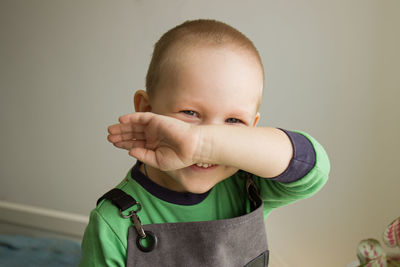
107, 112, 199, 171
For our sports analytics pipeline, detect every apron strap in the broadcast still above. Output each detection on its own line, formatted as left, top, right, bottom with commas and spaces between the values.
96, 188, 157, 252
240, 171, 263, 211
96, 188, 139, 212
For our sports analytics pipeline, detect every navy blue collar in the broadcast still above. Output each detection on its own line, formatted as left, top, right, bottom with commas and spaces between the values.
130, 161, 212, 205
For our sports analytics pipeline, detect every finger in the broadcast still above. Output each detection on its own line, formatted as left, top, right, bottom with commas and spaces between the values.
108, 123, 146, 135
114, 140, 146, 150
108, 132, 146, 143
119, 112, 154, 125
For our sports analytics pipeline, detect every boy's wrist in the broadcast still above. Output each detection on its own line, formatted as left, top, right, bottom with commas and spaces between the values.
192, 125, 215, 164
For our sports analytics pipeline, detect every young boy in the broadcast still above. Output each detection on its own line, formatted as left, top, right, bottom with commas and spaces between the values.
79, 19, 330, 266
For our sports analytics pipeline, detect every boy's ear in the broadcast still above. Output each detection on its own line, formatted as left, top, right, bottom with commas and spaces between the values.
253, 112, 260, 127
134, 90, 152, 112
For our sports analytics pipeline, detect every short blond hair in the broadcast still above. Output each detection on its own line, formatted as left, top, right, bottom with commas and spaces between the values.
145, 19, 264, 102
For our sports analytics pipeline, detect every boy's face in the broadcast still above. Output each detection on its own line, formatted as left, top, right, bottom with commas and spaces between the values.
136, 45, 264, 193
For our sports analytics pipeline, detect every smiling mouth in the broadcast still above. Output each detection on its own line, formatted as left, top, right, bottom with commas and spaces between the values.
193, 163, 216, 169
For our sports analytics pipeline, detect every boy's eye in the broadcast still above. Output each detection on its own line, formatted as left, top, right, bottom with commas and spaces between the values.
225, 118, 242, 124
181, 110, 198, 117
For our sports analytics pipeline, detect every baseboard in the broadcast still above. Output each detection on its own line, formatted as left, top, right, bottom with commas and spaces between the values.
0, 200, 89, 238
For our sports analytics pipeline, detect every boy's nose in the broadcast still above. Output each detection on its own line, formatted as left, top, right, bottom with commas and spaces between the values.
200, 117, 222, 125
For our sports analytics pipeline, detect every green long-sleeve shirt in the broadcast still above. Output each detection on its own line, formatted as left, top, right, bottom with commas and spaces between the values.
79, 131, 330, 267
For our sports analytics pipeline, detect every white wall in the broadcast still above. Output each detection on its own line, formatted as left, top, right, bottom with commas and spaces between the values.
1, 1, 399, 266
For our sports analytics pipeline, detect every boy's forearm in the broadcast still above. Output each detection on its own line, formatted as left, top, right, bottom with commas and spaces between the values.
194, 125, 293, 178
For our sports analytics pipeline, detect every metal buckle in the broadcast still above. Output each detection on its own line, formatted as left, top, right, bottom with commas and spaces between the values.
119, 202, 142, 218
119, 200, 158, 252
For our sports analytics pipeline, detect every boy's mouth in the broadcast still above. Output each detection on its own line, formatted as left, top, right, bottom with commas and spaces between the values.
192, 163, 217, 169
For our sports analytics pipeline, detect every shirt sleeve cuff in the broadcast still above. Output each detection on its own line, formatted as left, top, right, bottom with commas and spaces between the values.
269, 128, 316, 183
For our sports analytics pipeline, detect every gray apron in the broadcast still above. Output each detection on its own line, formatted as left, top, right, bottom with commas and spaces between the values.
98, 175, 269, 267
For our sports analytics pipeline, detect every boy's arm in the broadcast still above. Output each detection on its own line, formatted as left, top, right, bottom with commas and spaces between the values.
107, 112, 293, 178
107, 111, 330, 215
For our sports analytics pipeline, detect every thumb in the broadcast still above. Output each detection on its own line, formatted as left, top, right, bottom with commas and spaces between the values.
129, 148, 158, 168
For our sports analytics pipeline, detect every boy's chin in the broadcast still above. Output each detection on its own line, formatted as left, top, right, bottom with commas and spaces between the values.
168, 166, 239, 194
180, 181, 218, 194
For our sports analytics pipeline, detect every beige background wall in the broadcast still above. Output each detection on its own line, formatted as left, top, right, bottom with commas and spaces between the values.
1, 0, 399, 266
